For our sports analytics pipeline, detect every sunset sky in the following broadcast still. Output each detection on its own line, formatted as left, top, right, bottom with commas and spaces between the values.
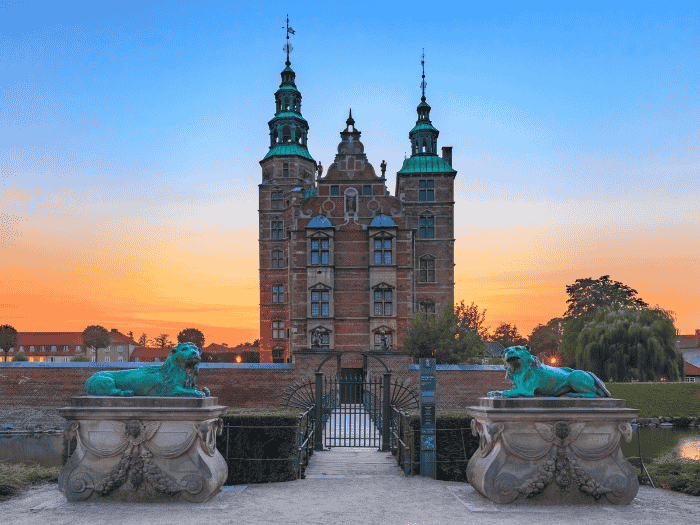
2, 0, 698, 346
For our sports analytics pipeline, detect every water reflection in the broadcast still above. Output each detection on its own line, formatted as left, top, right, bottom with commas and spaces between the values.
0, 433, 64, 468
620, 427, 700, 463
678, 437, 700, 460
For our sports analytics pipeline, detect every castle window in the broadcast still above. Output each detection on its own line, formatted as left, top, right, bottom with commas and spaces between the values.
374, 332, 393, 350
418, 300, 436, 315
419, 216, 434, 238
283, 163, 289, 177
331, 186, 339, 196
272, 321, 285, 339
420, 258, 436, 282
104, 356, 110, 363
271, 221, 284, 239
272, 191, 283, 210
272, 249, 284, 268
374, 289, 393, 316
419, 180, 434, 202
363, 185, 372, 196
374, 236, 393, 265
272, 285, 284, 303
311, 290, 330, 317
310, 238, 329, 265
272, 347, 285, 363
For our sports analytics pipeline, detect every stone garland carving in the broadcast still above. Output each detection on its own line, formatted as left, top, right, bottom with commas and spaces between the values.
473, 419, 627, 501
64, 417, 223, 500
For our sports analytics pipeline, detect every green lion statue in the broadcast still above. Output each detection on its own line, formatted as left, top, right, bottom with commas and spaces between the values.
85, 342, 210, 397
488, 345, 611, 398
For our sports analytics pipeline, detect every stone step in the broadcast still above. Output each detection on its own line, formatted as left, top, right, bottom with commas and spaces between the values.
304, 447, 405, 479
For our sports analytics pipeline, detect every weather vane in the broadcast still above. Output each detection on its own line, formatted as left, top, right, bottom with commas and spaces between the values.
420, 48, 427, 101
283, 15, 295, 66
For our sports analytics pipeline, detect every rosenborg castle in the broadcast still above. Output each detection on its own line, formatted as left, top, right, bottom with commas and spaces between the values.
257, 52, 457, 364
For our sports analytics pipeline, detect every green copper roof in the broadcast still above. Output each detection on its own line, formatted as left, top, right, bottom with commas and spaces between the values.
409, 122, 439, 134
397, 155, 456, 174
270, 111, 307, 122
262, 143, 315, 161
277, 85, 300, 92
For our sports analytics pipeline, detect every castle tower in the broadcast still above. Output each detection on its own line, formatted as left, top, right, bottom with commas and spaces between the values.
396, 50, 456, 316
259, 25, 317, 363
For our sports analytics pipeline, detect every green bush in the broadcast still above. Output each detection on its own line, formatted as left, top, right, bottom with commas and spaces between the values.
11, 353, 28, 362
646, 462, 700, 497
606, 383, 700, 418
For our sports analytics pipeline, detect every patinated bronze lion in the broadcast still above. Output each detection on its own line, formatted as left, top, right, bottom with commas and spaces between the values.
85, 342, 210, 397
488, 345, 610, 398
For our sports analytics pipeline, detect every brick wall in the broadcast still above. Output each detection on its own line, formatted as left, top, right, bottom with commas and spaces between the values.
0, 359, 509, 411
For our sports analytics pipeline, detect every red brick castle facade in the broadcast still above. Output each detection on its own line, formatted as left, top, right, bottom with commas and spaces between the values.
258, 52, 456, 363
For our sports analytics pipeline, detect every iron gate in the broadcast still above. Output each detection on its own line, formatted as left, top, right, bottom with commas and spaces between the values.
320, 372, 383, 448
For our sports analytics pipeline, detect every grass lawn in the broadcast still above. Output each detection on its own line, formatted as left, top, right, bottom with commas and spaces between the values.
0, 460, 60, 499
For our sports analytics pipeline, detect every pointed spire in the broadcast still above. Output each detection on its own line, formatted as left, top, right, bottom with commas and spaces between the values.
283, 14, 295, 67
346, 108, 355, 127
420, 48, 427, 102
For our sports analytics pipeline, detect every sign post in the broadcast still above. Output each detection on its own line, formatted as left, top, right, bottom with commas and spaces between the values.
419, 358, 436, 478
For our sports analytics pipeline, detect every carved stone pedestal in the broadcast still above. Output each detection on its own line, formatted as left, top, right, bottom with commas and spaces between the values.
58, 396, 228, 503
466, 397, 639, 505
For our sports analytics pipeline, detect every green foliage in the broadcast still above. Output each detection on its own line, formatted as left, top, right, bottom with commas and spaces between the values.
177, 327, 205, 350
240, 349, 260, 363
0, 324, 19, 362
490, 322, 527, 348
11, 352, 28, 362
606, 383, 700, 418
0, 461, 60, 497
71, 356, 89, 362
82, 325, 110, 353
575, 306, 684, 382
560, 275, 651, 363
217, 410, 303, 483
454, 301, 490, 340
402, 304, 485, 364
528, 318, 563, 355
646, 462, 700, 497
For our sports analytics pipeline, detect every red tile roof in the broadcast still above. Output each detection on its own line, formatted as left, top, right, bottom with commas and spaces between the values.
677, 333, 700, 351
685, 361, 700, 377
15, 330, 137, 346
130, 346, 171, 361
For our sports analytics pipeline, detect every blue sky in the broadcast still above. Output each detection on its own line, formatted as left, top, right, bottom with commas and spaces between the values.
2, 0, 698, 343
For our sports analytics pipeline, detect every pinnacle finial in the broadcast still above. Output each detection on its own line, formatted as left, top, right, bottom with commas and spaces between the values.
420, 48, 427, 102
346, 108, 355, 127
283, 15, 295, 66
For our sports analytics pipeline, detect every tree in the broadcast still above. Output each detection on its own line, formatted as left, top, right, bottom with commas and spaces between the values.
0, 324, 19, 363
82, 325, 110, 355
252, 339, 260, 346
528, 318, 564, 356
12, 352, 28, 362
560, 275, 649, 364
240, 349, 260, 363
72, 356, 90, 362
575, 306, 683, 382
454, 301, 490, 340
177, 328, 205, 350
490, 322, 527, 348
402, 304, 485, 364
127, 331, 134, 340
153, 333, 174, 351
137, 333, 149, 347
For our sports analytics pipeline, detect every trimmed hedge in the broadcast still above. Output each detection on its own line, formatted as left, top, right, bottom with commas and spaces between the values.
606, 383, 700, 418
216, 407, 307, 485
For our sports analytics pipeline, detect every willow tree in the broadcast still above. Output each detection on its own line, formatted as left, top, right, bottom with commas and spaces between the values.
575, 306, 683, 382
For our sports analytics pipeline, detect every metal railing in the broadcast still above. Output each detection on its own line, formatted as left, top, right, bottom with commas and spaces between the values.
295, 406, 315, 479
390, 406, 415, 475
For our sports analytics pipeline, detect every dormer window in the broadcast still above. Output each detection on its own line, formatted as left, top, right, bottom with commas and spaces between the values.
373, 235, 393, 265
